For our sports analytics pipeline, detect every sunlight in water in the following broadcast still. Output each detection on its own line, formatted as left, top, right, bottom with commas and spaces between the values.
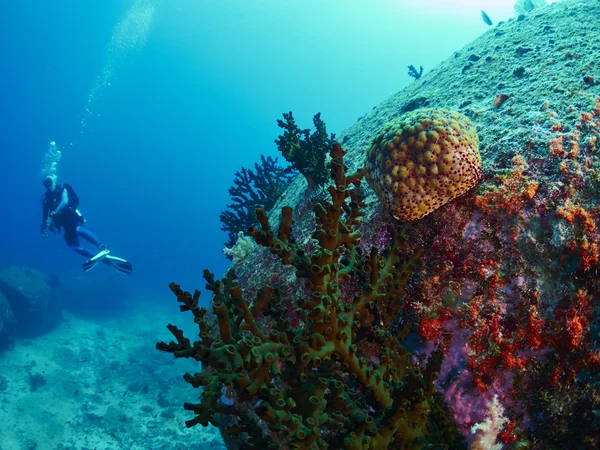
80, 0, 157, 133
44, 1, 157, 181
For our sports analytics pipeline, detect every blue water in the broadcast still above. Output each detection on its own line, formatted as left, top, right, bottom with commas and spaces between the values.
0, 0, 505, 295
0, 1, 517, 448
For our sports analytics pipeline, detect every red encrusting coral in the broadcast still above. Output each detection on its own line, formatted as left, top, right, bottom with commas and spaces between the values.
405, 98, 600, 444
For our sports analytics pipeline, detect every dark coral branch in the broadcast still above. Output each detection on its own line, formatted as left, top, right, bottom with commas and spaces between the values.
407, 65, 424, 80
275, 112, 335, 191
220, 155, 294, 250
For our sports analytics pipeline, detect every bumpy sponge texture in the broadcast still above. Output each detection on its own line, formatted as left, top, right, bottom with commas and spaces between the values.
365, 108, 482, 221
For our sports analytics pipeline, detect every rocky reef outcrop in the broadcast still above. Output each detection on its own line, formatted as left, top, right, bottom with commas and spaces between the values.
0, 266, 62, 340
56, 269, 133, 319
158, 0, 600, 448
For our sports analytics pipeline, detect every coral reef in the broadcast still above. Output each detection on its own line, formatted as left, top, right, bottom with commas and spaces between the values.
275, 112, 335, 191
220, 155, 294, 249
403, 98, 600, 447
469, 395, 509, 450
364, 108, 482, 222
157, 144, 464, 449
161, 1, 600, 448
222, 231, 257, 265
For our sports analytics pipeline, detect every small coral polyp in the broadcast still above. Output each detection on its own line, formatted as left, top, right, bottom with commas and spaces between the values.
365, 108, 483, 221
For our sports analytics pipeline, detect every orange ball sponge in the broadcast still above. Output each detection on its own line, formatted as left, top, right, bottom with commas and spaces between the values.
365, 108, 482, 221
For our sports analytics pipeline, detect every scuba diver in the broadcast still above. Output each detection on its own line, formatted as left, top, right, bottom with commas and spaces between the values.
40, 177, 132, 275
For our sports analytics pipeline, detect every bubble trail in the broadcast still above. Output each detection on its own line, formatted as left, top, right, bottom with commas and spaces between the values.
40, 141, 62, 183
80, 0, 157, 133
43, 1, 157, 180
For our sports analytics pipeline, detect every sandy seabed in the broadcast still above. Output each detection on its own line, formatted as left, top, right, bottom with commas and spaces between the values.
0, 297, 226, 450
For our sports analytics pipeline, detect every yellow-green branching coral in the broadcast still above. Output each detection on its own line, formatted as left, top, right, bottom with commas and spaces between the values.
157, 144, 464, 449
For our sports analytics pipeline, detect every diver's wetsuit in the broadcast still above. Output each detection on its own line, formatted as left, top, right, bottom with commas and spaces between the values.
41, 184, 103, 258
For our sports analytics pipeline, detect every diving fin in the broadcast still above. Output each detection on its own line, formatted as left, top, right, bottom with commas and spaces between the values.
82, 249, 111, 272
105, 254, 133, 275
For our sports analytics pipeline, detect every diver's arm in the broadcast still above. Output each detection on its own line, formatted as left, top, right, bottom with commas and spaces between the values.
53, 189, 69, 215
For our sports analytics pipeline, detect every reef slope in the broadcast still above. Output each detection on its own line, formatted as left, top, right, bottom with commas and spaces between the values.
227, 0, 600, 447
